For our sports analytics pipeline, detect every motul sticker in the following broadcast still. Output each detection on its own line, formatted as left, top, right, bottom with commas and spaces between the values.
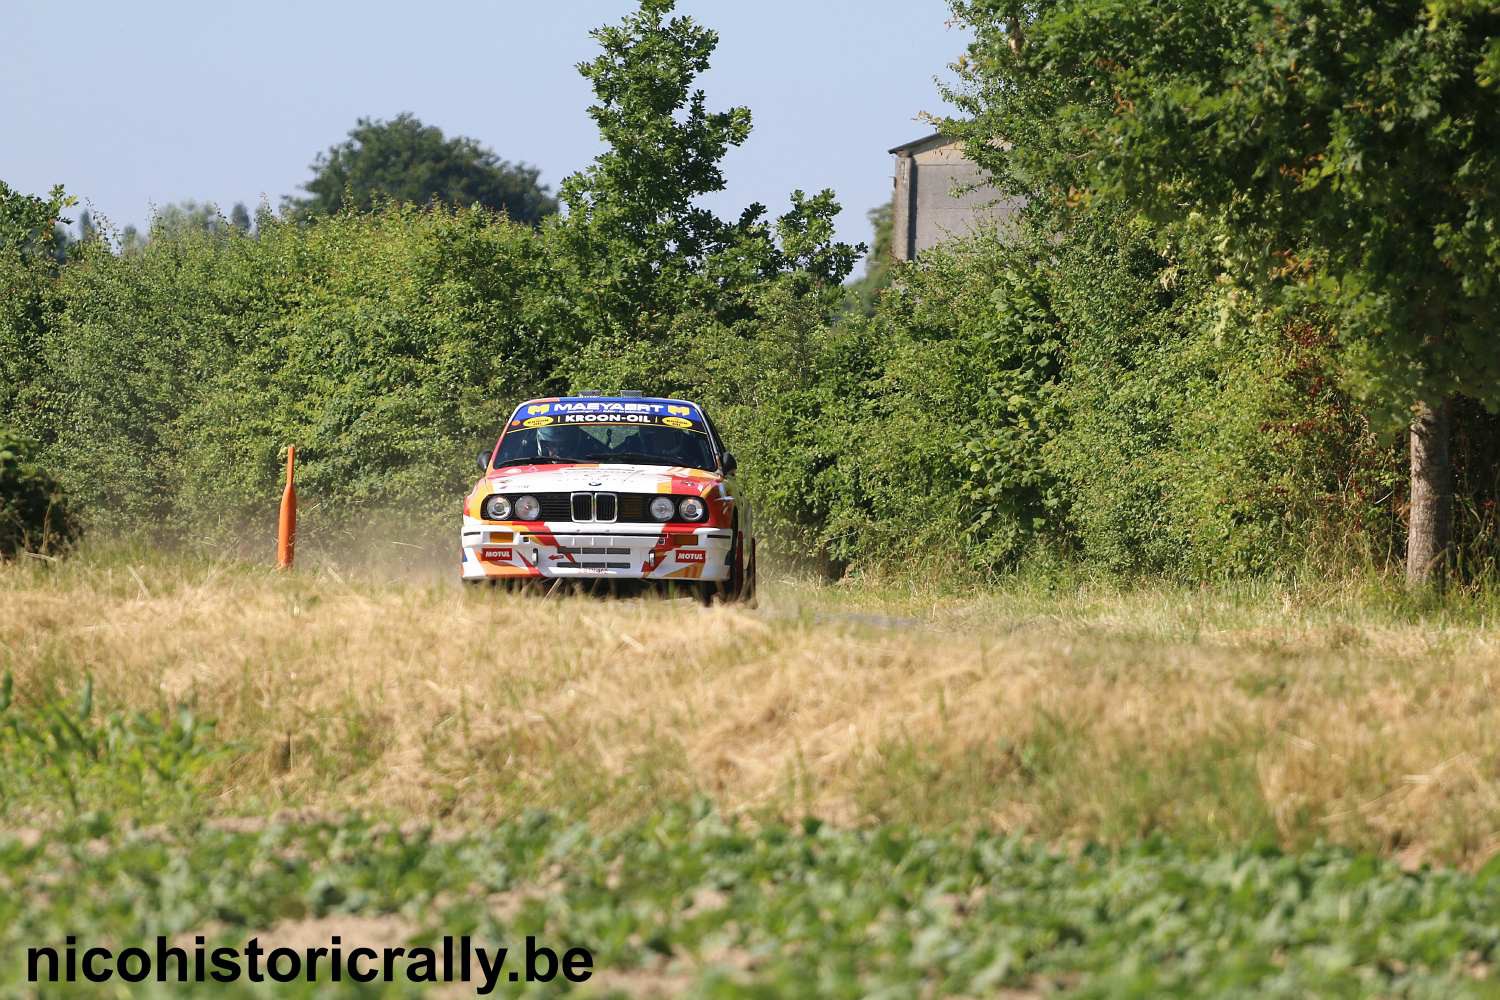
480, 547, 512, 561
676, 549, 706, 563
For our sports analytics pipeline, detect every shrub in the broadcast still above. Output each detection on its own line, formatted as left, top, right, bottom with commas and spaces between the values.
815, 211, 1416, 580
0, 428, 81, 558
27, 207, 571, 536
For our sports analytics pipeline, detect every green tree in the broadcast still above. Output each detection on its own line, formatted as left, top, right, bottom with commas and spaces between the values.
286, 113, 558, 224
119, 225, 146, 255
0, 182, 72, 262
0, 183, 71, 443
947, 0, 1500, 586
845, 203, 894, 318
553, 0, 860, 342
554, 0, 862, 555
152, 200, 230, 239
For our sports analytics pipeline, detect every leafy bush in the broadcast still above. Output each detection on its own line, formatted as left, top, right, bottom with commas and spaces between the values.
1037, 218, 1403, 577
0, 190, 1472, 580
0, 428, 80, 558
563, 207, 1432, 580
30, 209, 574, 533
0, 674, 220, 819
791, 211, 1415, 579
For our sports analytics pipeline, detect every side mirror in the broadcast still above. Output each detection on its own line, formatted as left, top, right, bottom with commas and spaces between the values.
477, 451, 490, 472
722, 451, 738, 475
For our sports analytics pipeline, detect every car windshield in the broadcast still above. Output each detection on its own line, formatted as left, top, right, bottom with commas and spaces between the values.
493, 423, 717, 471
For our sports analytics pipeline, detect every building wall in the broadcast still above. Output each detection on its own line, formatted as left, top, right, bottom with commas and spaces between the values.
892, 138, 1018, 261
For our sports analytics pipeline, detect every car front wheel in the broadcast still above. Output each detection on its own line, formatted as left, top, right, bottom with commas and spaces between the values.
718, 532, 756, 606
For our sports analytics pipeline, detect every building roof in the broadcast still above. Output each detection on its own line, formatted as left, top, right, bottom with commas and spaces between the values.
887, 131, 953, 156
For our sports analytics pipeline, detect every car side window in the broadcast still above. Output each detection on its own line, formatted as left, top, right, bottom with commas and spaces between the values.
700, 412, 727, 468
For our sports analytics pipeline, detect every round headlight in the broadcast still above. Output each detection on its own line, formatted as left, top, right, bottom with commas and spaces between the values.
649, 496, 676, 521
514, 495, 542, 521
678, 497, 707, 522
482, 495, 513, 520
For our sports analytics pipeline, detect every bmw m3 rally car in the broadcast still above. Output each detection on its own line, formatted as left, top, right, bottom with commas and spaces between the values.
461, 393, 756, 601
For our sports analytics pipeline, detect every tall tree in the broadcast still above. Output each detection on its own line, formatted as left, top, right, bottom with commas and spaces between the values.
152, 200, 230, 239
845, 203, 894, 317
286, 113, 557, 224
119, 225, 146, 255
555, 0, 859, 339
229, 202, 252, 233
947, 0, 1500, 586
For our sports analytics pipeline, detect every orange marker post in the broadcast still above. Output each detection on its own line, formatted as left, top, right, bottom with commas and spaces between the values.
277, 445, 297, 570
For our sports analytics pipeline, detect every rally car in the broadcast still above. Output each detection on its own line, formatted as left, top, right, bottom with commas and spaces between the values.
461, 393, 756, 602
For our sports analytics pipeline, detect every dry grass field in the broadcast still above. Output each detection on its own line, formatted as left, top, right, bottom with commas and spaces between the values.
12, 545, 1500, 995
6, 542, 1500, 868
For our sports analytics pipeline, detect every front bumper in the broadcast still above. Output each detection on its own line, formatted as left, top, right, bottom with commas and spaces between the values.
460, 517, 734, 582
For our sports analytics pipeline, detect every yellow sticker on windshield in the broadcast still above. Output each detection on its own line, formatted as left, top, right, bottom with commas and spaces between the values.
523, 416, 554, 428
662, 416, 693, 429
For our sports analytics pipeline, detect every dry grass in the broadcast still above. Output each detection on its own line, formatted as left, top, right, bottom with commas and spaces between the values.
5, 545, 1500, 867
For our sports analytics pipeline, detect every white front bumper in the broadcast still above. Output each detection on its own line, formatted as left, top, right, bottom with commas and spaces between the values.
460, 517, 734, 582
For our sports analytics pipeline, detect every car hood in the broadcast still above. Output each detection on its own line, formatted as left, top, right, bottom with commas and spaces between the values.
481, 463, 722, 496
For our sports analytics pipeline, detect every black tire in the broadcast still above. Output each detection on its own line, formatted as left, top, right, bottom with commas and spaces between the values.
741, 538, 757, 607
719, 531, 757, 606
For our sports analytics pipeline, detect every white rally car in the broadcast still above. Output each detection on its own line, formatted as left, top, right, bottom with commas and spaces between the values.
461, 393, 756, 602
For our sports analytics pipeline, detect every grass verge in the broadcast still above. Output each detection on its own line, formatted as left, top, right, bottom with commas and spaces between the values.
5, 544, 1500, 994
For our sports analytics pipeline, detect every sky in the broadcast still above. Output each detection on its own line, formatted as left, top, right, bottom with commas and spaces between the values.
2, 0, 971, 264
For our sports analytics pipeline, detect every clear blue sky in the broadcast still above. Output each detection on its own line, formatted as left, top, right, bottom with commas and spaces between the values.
2, 0, 970, 264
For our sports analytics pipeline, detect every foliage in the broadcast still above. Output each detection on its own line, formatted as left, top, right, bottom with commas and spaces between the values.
3, 192, 1421, 576
844, 202, 894, 318
839, 228, 1067, 570
228, 202, 252, 232
286, 112, 558, 224
0, 674, 219, 818
0, 1, 858, 546
284, 1, 868, 545
945, 0, 1500, 425
150, 199, 235, 240
9, 788, 1500, 996
28, 207, 567, 531
0, 181, 72, 264
0, 428, 81, 559
551, 0, 863, 554
554, 0, 859, 345
779, 209, 1405, 577
4, 0, 1495, 584
0, 237, 64, 447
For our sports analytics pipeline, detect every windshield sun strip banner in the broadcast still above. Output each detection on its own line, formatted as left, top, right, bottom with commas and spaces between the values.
510, 413, 702, 431
508, 400, 705, 432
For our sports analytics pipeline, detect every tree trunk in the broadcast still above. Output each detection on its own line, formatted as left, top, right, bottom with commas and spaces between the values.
1406, 397, 1453, 589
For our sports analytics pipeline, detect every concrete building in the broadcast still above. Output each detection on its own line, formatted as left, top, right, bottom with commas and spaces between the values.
889, 132, 1017, 261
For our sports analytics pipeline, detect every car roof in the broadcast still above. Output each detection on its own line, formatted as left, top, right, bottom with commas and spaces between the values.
518, 395, 702, 409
